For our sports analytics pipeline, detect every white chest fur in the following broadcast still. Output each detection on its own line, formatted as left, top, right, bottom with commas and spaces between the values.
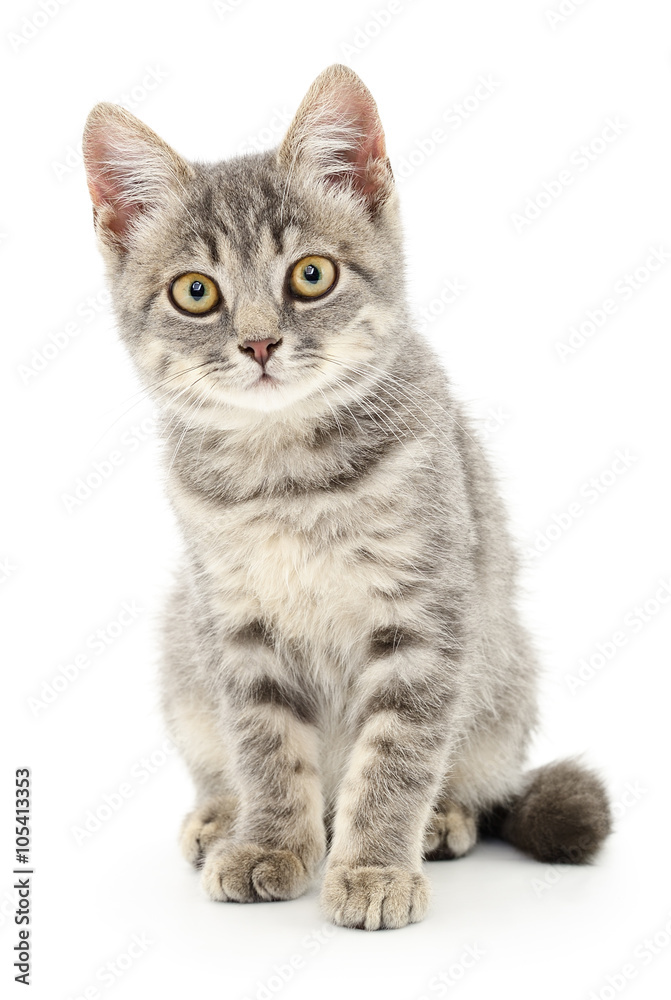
170, 468, 423, 655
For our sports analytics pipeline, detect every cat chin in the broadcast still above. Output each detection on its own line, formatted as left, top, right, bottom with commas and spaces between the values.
212, 377, 326, 416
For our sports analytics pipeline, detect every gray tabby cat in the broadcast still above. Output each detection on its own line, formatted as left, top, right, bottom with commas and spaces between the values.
83, 64, 611, 930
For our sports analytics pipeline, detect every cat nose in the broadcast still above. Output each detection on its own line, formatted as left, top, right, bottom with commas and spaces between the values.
239, 336, 282, 368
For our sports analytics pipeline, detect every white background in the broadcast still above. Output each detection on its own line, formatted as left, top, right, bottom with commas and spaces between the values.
2, 1, 670, 998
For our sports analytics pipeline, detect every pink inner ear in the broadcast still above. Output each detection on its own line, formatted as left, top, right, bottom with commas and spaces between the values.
84, 130, 143, 237
342, 90, 386, 193
318, 82, 388, 200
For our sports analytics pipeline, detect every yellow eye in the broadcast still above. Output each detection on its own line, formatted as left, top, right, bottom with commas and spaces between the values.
169, 272, 220, 315
288, 255, 337, 300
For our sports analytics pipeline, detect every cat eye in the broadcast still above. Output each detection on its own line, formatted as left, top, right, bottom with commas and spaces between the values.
287, 255, 338, 300
169, 272, 221, 315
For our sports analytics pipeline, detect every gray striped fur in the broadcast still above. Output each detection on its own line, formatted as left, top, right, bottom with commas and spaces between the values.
83, 64, 611, 930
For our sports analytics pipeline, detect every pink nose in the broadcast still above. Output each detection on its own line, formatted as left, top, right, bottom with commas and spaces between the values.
240, 337, 281, 368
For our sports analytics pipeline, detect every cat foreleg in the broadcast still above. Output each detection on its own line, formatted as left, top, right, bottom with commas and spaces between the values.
200, 646, 326, 904
322, 645, 458, 929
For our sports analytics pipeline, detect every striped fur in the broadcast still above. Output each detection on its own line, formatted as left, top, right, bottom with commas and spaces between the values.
83, 64, 611, 930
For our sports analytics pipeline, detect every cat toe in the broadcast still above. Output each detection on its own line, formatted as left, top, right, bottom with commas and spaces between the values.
321, 865, 430, 930
201, 842, 310, 903
179, 795, 237, 867
424, 802, 477, 860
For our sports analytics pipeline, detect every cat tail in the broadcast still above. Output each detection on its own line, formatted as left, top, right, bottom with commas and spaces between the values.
479, 758, 612, 863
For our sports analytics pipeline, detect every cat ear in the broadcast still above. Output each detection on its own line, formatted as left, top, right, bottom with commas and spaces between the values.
278, 64, 393, 212
83, 103, 192, 246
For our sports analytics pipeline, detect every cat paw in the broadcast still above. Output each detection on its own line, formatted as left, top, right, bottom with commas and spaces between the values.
180, 795, 237, 867
201, 842, 310, 902
423, 801, 477, 860
321, 865, 430, 930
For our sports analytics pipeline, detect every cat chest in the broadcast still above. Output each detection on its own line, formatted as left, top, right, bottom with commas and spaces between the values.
182, 489, 420, 646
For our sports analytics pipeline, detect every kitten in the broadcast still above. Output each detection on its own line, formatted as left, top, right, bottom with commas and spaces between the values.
83, 64, 611, 930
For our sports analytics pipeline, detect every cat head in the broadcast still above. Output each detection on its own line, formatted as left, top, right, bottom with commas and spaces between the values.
83, 65, 408, 429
